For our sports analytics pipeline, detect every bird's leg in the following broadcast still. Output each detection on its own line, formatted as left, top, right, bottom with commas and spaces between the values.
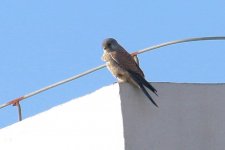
116, 73, 127, 83
112, 73, 127, 85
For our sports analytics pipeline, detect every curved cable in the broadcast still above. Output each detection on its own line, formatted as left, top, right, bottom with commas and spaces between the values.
1, 36, 225, 110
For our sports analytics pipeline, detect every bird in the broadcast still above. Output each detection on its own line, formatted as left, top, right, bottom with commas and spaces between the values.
101, 38, 158, 107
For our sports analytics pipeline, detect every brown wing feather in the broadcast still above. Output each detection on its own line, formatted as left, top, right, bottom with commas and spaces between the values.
110, 50, 145, 77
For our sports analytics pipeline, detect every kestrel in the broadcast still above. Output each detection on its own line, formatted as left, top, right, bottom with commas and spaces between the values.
102, 38, 158, 107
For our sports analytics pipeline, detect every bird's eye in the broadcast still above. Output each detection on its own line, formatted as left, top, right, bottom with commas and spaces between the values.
107, 43, 111, 47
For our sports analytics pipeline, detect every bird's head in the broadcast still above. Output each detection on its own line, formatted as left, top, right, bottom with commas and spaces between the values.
102, 38, 119, 52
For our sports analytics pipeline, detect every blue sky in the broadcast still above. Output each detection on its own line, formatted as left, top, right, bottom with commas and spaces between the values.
0, 0, 225, 128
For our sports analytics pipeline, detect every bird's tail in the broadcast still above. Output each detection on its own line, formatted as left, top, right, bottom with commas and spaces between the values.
127, 70, 158, 96
127, 70, 158, 107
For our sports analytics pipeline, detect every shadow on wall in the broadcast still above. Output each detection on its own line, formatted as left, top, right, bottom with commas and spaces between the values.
119, 82, 225, 150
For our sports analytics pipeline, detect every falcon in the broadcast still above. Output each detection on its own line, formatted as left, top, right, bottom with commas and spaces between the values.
102, 38, 158, 107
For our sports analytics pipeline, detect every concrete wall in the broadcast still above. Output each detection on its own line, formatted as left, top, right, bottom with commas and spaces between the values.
120, 82, 225, 150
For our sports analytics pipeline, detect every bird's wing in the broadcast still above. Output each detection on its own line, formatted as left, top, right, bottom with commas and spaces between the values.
110, 50, 144, 77
110, 49, 158, 107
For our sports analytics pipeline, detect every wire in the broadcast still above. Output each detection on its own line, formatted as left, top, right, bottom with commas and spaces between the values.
1, 36, 225, 110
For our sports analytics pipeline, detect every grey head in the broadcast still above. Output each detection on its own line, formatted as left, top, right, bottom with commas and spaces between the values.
102, 38, 120, 52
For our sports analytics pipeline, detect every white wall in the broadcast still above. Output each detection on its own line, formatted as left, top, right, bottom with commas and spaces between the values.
1, 82, 225, 150
0, 84, 124, 150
